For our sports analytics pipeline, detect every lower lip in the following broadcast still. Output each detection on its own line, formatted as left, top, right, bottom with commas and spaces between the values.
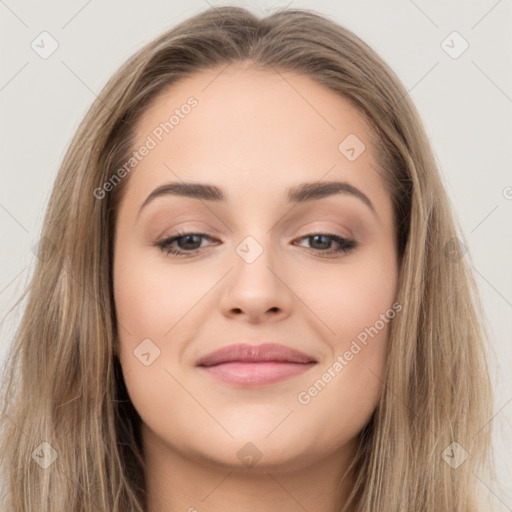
199, 361, 316, 386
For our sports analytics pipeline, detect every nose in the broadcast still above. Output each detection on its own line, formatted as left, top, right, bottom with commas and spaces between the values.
218, 236, 294, 324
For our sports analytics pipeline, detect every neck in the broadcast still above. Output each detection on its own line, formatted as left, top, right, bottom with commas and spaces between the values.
142, 424, 358, 512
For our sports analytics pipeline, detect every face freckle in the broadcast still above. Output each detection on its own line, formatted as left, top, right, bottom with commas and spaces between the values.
113, 65, 399, 483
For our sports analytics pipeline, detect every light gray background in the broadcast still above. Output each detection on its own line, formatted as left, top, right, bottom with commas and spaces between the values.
1, 0, 511, 508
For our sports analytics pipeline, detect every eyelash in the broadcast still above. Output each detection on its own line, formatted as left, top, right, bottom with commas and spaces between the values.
155, 230, 357, 257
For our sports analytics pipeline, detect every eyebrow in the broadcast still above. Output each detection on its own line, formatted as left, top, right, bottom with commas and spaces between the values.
138, 180, 376, 216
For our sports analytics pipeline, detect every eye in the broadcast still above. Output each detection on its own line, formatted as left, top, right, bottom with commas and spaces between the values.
155, 231, 357, 258
293, 232, 357, 256
155, 231, 217, 256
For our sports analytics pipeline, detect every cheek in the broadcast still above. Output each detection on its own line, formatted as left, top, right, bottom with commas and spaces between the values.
113, 241, 188, 338
295, 277, 393, 443
296, 255, 398, 345
113, 239, 171, 370
294, 252, 397, 405
113, 241, 224, 374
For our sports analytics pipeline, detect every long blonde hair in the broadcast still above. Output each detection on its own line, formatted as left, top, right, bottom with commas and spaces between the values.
0, 6, 493, 511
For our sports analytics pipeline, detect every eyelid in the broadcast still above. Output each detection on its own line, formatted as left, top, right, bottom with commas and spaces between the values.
155, 228, 357, 258
293, 221, 355, 241
156, 226, 353, 244
155, 220, 356, 246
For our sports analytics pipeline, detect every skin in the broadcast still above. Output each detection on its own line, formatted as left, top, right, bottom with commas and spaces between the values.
113, 65, 399, 512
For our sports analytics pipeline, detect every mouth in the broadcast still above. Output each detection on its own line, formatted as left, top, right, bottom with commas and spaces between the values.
199, 361, 317, 386
196, 343, 317, 386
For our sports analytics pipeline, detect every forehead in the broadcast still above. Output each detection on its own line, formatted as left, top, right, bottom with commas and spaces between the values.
125, 65, 386, 212
135, 65, 374, 155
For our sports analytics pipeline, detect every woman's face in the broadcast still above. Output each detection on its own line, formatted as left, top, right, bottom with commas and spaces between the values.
113, 66, 399, 472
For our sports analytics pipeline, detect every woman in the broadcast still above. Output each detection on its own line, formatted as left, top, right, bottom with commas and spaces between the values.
0, 6, 493, 511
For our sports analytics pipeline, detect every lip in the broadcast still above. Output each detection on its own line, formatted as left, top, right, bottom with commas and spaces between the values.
196, 343, 317, 386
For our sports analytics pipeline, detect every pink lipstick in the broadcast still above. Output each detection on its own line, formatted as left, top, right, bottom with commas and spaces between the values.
196, 343, 317, 386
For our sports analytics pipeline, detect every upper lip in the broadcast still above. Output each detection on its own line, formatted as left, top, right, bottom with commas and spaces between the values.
196, 343, 317, 367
